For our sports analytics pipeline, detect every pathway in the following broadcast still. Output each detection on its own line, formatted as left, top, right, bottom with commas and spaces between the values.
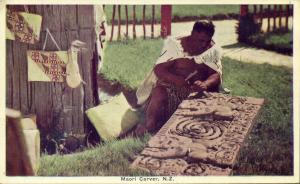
106, 18, 293, 68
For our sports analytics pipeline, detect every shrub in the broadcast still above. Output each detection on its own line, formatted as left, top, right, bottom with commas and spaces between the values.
248, 29, 293, 55
236, 13, 261, 42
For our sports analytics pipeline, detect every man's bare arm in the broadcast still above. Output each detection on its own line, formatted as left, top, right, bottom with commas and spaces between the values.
192, 65, 220, 91
154, 60, 187, 87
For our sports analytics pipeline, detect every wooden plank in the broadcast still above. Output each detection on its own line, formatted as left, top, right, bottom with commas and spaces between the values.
62, 30, 79, 134
285, 5, 289, 30
78, 5, 94, 29
240, 5, 248, 16
31, 6, 54, 136
117, 5, 121, 40
72, 86, 84, 134
11, 41, 21, 110
59, 6, 78, 134
279, 5, 282, 28
41, 5, 61, 32
14, 5, 34, 114
259, 5, 263, 23
42, 6, 64, 137
8, 5, 24, 12
125, 5, 128, 38
151, 5, 155, 38
6, 41, 13, 108
26, 5, 37, 114
133, 5, 136, 39
67, 15, 83, 135
18, 40, 29, 114
78, 29, 94, 108
31, 34, 53, 136
142, 5, 146, 39
253, 5, 257, 14
69, 33, 84, 134
78, 27, 95, 134
161, 5, 172, 38
273, 5, 277, 30
27, 5, 44, 115
60, 5, 78, 30
110, 5, 116, 42
267, 5, 271, 32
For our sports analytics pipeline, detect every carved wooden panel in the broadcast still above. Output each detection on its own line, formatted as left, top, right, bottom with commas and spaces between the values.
131, 92, 264, 175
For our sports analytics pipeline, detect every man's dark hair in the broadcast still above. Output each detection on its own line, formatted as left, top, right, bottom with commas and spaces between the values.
192, 20, 215, 37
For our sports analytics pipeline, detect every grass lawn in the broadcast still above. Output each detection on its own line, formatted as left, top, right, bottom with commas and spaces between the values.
104, 5, 239, 24
38, 135, 151, 176
38, 39, 293, 176
101, 38, 163, 89
248, 30, 293, 55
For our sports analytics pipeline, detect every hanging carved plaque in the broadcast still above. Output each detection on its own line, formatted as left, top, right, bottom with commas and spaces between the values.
131, 92, 264, 175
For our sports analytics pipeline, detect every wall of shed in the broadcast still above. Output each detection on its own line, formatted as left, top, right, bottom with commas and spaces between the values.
6, 5, 100, 145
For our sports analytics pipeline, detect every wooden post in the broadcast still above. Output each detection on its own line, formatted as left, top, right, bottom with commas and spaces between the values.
161, 5, 172, 38
133, 5, 136, 39
151, 5, 155, 38
259, 5, 263, 23
240, 5, 249, 17
125, 5, 128, 38
285, 5, 289, 31
117, 5, 121, 40
273, 5, 277, 30
267, 5, 271, 32
143, 5, 146, 39
279, 5, 282, 28
253, 5, 257, 14
109, 5, 116, 42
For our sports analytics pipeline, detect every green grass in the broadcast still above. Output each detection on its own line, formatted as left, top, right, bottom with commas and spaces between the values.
172, 5, 239, 20
249, 30, 293, 55
39, 39, 293, 176
104, 5, 239, 24
222, 58, 293, 175
101, 38, 164, 89
38, 135, 152, 176
101, 39, 293, 175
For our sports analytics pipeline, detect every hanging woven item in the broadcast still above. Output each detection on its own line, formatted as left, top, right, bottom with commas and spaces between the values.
6, 7, 42, 44
27, 28, 86, 88
27, 28, 68, 82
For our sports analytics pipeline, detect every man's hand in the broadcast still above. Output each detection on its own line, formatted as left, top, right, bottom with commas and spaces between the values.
191, 80, 208, 92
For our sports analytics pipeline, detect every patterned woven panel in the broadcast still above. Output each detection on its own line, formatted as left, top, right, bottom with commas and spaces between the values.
131, 92, 264, 176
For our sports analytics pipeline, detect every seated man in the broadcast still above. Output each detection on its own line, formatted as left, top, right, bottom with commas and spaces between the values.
134, 20, 222, 136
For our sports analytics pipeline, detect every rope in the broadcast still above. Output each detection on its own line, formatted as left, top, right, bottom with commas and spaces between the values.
42, 28, 61, 51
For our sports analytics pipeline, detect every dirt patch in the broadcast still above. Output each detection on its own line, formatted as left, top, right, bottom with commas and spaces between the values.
97, 73, 139, 108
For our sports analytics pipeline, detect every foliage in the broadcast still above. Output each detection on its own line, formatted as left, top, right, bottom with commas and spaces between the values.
248, 29, 293, 55
236, 13, 261, 43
